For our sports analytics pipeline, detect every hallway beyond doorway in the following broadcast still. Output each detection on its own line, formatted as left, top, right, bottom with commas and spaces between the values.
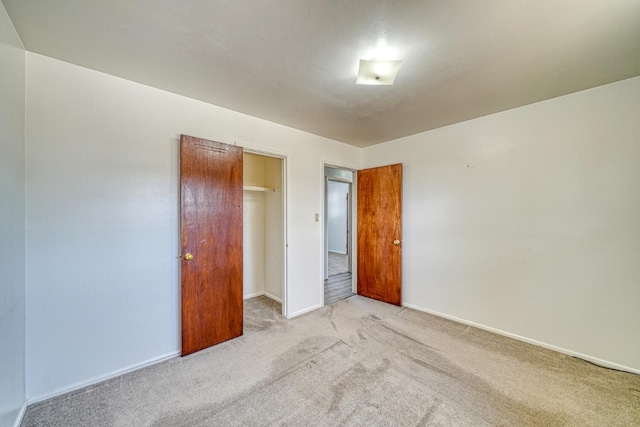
328, 252, 348, 276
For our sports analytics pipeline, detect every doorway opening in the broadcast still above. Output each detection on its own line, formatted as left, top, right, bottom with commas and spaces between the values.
324, 166, 354, 305
243, 151, 287, 316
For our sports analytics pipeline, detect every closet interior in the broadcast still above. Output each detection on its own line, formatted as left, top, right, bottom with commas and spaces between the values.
243, 152, 284, 309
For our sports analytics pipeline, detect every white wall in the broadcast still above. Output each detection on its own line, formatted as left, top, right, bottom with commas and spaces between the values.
243, 152, 267, 299
327, 181, 349, 254
0, 4, 26, 426
243, 189, 283, 301
264, 190, 283, 300
243, 153, 284, 302
243, 191, 266, 298
243, 152, 267, 187
25, 53, 361, 401
264, 157, 284, 301
363, 76, 640, 372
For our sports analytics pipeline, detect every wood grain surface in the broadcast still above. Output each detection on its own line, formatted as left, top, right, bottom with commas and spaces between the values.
180, 135, 243, 356
357, 164, 402, 305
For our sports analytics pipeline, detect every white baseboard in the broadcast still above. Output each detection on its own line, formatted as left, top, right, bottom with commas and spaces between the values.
402, 302, 640, 376
264, 292, 282, 303
27, 293, 283, 406
328, 250, 347, 255
245, 291, 282, 304
27, 350, 180, 405
243, 291, 265, 299
12, 401, 27, 427
290, 303, 323, 318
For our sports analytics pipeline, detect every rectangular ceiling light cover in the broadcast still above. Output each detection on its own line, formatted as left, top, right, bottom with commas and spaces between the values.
356, 59, 404, 85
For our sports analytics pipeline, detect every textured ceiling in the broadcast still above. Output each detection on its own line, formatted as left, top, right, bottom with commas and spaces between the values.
4, 0, 640, 147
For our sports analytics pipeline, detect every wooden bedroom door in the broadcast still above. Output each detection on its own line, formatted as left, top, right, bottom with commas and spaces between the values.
180, 134, 243, 356
357, 164, 402, 306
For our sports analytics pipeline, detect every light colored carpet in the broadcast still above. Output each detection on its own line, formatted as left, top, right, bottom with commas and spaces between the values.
23, 296, 640, 426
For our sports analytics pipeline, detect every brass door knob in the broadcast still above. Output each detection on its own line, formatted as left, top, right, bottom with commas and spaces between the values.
184, 253, 194, 261
393, 240, 401, 245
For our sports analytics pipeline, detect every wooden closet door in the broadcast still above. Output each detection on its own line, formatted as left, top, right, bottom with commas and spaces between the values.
357, 164, 402, 306
180, 135, 243, 356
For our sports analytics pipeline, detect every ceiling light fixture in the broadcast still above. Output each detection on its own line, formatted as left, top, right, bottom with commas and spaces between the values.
356, 59, 404, 85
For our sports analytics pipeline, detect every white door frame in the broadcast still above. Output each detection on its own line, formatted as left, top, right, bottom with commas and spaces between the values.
322, 164, 358, 303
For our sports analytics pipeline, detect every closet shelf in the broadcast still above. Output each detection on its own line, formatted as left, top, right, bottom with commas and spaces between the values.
243, 185, 278, 192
